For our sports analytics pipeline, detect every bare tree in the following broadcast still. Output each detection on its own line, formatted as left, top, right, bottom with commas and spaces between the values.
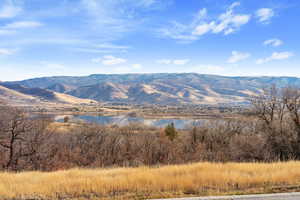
250, 85, 300, 160
250, 85, 285, 126
0, 107, 51, 171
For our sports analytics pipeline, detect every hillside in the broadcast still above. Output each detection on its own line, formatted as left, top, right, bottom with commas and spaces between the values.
5, 73, 300, 105
0, 85, 38, 105
0, 83, 96, 106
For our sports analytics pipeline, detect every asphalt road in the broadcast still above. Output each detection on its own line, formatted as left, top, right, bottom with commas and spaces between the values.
151, 192, 300, 200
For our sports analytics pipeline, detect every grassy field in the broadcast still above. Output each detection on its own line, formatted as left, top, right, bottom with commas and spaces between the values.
1, 162, 300, 200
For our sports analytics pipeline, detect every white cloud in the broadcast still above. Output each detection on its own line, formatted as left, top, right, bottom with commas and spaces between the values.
81, 0, 165, 13
210, 4, 251, 35
161, 2, 251, 42
5, 38, 87, 46
0, 48, 17, 55
72, 48, 113, 54
157, 59, 190, 65
160, 28, 198, 42
0, 0, 22, 18
228, 2, 241, 9
80, 0, 171, 41
0, 21, 43, 37
92, 55, 127, 65
256, 52, 294, 64
173, 59, 190, 65
95, 43, 130, 50
73, 43, 130, 54
256, 8, 274, 23
263, 38, 283, 47
227, 51, 250, 63
196, 8, 208, 19
0, 0, 169, 49
3, 21, 43, 29
192, 22, 215, 36
132, 64, 142, 69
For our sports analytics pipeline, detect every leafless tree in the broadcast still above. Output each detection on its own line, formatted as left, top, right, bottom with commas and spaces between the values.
0, 107, 51, 171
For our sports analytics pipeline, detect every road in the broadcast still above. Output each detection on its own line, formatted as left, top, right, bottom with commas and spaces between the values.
151, 192, 300, 200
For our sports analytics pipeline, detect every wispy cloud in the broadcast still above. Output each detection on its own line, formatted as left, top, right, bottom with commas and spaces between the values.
227, 51, 250, 63
160, 2, 251, 42
263, 38, 283, 47
256, 8, 274, 24
92, 55, 127, 65
72, 48, 114, 54
0, 20, 43, 38
0, 48, 17, 55
73, 43, 130, 54
0, 38, 88, 46
256, 52, 293, 64
0, 0, 170, 51
95, 43, 130, 50
80, 0, 170, 41
173, 59, 190, 65
0, 0, 22, 19
3, 21, 43, 29
157, 59, 190, 65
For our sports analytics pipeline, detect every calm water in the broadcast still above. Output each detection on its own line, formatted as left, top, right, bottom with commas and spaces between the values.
55, 115, 209, 129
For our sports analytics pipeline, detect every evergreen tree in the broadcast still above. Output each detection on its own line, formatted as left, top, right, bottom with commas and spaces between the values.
165, 122, 177, 141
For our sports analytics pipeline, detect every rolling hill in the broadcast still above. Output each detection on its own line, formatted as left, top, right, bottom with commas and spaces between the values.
4, 73, 300, 105
0, 82, 96, 106
0, 85, 38, 105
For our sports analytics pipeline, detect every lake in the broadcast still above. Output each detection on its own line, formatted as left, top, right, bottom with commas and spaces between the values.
55, 115, 209, 129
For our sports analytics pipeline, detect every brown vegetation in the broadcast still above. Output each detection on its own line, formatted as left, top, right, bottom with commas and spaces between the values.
1, 86, 300, 199
1, 162, 300, 200
1, 86, 300, 171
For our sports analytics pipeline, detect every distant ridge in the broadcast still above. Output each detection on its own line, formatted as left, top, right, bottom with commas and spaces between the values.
4, 73, 300, 105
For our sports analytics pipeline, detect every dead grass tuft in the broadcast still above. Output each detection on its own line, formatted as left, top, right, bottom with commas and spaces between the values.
1, 162, 300, 199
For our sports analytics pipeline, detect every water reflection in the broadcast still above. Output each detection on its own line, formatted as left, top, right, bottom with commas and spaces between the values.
55, 115, 208, 129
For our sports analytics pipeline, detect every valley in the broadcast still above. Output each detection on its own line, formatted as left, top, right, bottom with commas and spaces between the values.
1, 73, 299, 199
0, 73, 294, 122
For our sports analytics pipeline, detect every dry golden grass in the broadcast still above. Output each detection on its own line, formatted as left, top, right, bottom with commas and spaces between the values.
1, 162, 300, 200
47, 122, 82, 134
54, 92, 97, 104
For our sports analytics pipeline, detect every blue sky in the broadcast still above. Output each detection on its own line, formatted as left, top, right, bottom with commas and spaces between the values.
0, 0, 299, 81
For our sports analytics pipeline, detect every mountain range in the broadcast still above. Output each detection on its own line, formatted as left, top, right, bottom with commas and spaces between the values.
1, 73, 300, 105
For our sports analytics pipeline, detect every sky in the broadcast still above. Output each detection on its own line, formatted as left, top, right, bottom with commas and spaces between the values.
0, 0, 299, 81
